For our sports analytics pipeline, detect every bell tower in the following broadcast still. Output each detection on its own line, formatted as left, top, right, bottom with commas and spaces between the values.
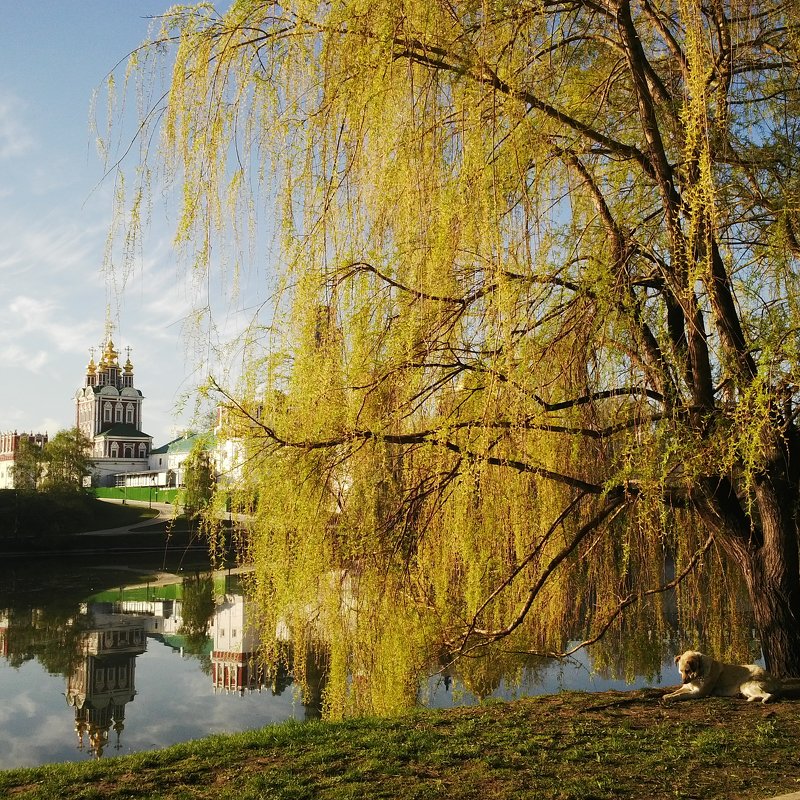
75, 324, 153, 486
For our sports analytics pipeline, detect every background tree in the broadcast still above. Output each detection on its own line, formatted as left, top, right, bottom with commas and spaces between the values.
11, 436, 45, 492
182, 440, 216, 519
109, 0, 800, 690
42, 428, 94, 493
178, 572, 215, 670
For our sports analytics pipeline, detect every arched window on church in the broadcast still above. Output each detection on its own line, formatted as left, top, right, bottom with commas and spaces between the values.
126, 404, 134, 424
110, 442, 119, 458
104, 402, 112, 422
115, 404, 123, 422
124, 444, 133, 458
138, 442, 147, 457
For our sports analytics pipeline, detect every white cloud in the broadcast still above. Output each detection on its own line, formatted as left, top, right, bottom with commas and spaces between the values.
0, 216, 101, 276
0, 295, 96, 359
0, 343, 48, 372
0, 95, 34, 160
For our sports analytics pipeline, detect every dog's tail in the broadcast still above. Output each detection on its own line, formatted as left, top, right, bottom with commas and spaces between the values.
777, 678, 800, 699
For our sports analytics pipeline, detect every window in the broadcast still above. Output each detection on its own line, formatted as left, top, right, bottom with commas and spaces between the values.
104, 402, 112, 422
110, 442, 119, 458
115, 404, 123, 422
126, 405, 134, 423
138, 442, 147, 457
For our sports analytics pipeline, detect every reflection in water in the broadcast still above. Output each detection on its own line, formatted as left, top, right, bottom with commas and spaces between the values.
0, 565, 756, 771
208, 594, 325, 713
72, 586, 324, 756
0, 573, 327, 767
210, 593, 261, 694
65, 620, 145, 758
210, 594, 290, 695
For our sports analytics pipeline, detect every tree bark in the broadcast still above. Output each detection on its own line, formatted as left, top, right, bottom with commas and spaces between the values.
740, 544, 800, 678
701, 470, 800, 678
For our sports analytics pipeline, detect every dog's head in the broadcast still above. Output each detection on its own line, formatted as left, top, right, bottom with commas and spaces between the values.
674, 650, 705, 684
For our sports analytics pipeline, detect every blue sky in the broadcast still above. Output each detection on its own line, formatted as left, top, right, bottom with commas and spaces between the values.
0, 2, 228, 446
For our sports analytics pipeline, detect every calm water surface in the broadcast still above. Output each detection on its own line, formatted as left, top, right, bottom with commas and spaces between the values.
0, 557, 680, 771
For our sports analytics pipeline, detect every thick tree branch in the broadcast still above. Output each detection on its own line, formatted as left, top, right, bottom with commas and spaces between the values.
452, 493, 628, 649
502, 531, 716, 659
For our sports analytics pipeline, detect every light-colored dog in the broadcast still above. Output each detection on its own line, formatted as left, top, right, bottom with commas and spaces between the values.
663, 650, 777, 703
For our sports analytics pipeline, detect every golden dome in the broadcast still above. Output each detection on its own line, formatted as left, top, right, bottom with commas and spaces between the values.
104, 339, 119, 366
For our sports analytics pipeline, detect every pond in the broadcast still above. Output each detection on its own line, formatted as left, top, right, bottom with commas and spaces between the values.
0, 554, 686, 771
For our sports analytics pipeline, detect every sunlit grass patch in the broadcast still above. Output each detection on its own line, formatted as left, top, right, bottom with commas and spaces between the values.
1, 692, 799, 800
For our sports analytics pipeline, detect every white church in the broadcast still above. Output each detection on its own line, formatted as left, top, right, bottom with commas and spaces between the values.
1, 327, 242, 490
75, 335, 153, 487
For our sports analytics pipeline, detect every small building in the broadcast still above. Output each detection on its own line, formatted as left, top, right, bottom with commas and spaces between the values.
112, 431, 213, 489
213, 405, 246, 486
148, 432, 210, 487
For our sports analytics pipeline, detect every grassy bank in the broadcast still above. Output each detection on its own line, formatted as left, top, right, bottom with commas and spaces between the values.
0, 491, 157, 544
2, 691, 798, 800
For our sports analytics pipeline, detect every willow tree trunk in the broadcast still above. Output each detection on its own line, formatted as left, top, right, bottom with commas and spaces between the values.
751, 438, 800, 677
709, 472, 800, 678
744, 555, 800, 678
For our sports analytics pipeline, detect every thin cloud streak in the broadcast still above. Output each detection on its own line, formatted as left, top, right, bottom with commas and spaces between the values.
0, 95, 34, 160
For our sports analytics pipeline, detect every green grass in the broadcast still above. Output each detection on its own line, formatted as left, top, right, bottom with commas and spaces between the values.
83, 499, 159, 530
0, 495, 157, 545
2, 690, 799, 800
88, 581, 185, 602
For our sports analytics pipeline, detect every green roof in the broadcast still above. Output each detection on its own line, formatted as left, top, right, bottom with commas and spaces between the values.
151, 432, 214, 455
95, 423, 152, 439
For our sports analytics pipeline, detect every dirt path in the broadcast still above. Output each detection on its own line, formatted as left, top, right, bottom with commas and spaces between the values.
76, 500, 175, 537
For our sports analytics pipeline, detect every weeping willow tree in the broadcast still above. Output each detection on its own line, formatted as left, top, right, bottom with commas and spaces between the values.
107, 0, 800, 699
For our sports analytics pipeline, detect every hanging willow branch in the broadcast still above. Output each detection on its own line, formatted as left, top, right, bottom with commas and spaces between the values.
506, 531, 718, 660
450, 493, 629, 654
111, 0, 800, 704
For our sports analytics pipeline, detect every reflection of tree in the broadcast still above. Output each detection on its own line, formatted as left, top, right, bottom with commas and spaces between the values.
240, 639, 323, 716
574, 619, 671, 686
179, 573, 215, 665
4, 606, 89, 676
452, 649, 548, 702
187, 650, 213, 676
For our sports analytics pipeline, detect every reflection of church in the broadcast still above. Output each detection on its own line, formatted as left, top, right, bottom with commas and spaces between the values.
209, 595, 323, 716
65, 621, 146, 758
210, 595, 277, 694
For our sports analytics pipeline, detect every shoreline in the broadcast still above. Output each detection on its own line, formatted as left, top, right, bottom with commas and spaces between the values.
1, 690, 798, 800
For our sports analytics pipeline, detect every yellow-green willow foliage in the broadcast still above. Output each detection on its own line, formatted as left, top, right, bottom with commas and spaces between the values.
109, 0, 800, 701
